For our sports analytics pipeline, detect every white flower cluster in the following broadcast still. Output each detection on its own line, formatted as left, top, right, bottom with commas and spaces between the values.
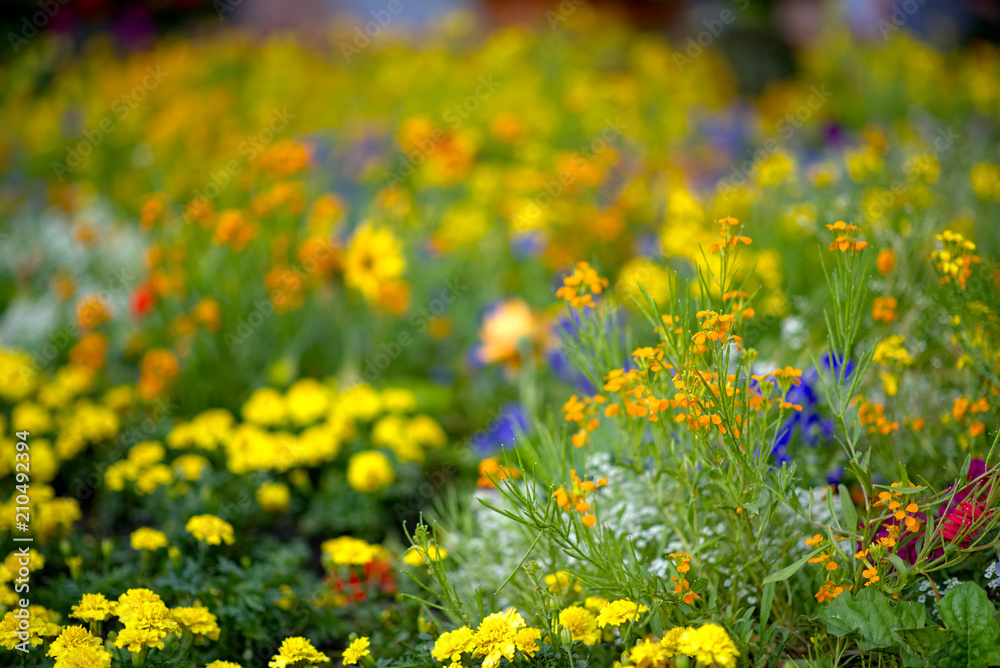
985, 561, 1000, 589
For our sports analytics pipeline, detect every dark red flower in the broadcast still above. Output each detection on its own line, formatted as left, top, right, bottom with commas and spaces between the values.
940, 501, 987, 546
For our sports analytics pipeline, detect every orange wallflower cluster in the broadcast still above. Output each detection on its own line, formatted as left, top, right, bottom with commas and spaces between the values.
751, 367, 804, 412
815, 580, 849, 602
477, 457, 521, 488
876, 248, 896, 275
722, 290, 755, 321
708, 217, 752, 253
692, 310, 742, 351
668, 552, 701, 605
948, 395, 990, 438
875, 482, 923, 534
556, 262, 609, 309
553, 469, 607, 528
871, 296, 897, 323
857, 397, 899, 435
213, 209, 258, 251
932, 230, 981, 289
826, 221, 868, 252
805, 534, 851, 602
562, 394, 604, 448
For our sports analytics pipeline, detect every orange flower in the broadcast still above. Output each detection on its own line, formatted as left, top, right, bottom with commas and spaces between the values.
138, 348, 179, 400
557, 261, 609, 309
77, 294, 112, 329
69, 332, 109, 370
477, 457, 520, 488
876, 248, 896, 275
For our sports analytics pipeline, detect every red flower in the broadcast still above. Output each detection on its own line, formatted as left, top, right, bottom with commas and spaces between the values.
940, 501, 987, 546
131, 284, 155, 318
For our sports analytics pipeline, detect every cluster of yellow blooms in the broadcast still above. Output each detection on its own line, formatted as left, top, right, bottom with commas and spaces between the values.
618, 623, 740, 668
0, 589, 219, 664
432, 607, 541, 668
152, 382, 446, 501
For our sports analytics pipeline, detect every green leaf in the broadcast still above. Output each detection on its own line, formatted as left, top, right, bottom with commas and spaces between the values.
930, 582, 1000, 668
896, 627, 950, 660
760, 581, 775, 632
819, 587, 916, 650
838, 484, 858, 532
763, 547, 825, 585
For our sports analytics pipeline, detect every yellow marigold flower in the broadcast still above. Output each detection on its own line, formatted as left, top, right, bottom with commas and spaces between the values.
344, 224, 406, 302
676, 623, 739, 668
660, 626, 690, 657
4, 548, 44, 573
514, 627, 541, 658
242, 387, 288, 427
544, 571, 583, 595
432, 626, 476, 667
629, 638, 668, 668
322, 536, 383, 566
343, 636, 371, 665
186, 515, 235, 546
346, 450, 395, 493
596, 599, 649, 627
269, 637, 330, 668
56, 644, 113, 667
584, 596, 609, 614
402, 545, 449, 567
206, 662, 244, 668
12, 401, 52, 434
71, 593, 116, 622
286, 379, 331, 426
173, 454, 212, 481
0, 349, 38, 403
558, 606, 600, 645
47, 625, 101, 659
113, 589, 180, 652
473, 608, 526, 668
130, 528, 169, 551
172, 604, 220, 641
407, 415, 447, 449
257, 482, 292, 513
381, 388, 417, 413
136, 464, 174, 495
